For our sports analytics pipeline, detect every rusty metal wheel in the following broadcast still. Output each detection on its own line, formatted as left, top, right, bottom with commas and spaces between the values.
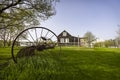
11, 27, 61, 63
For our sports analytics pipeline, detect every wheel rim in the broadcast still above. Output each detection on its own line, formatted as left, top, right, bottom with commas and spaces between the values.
11, 27, 61, 63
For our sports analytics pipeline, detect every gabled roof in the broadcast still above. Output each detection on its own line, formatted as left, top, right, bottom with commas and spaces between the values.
58, 30, 72, 37
58, 30, 87, 39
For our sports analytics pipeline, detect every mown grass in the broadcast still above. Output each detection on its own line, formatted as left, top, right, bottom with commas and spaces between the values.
0, 47, 11, 65
60, 47, 120, 80
0, 47, 120, 80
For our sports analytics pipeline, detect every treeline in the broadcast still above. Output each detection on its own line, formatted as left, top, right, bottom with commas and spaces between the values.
0, 40, 12, 47
94, 39, 120, 48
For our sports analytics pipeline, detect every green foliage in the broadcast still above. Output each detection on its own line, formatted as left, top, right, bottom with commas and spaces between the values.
84, 31, 96, 47
94, 39, 117, 48
104, 40, 115, 47
0, 0, 59, 47
0, 40, 4, 47
0, 0, 58, 29
94, 42, 104, 47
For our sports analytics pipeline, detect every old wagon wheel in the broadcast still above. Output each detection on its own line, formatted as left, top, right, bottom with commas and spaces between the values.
11, 27, 61, 63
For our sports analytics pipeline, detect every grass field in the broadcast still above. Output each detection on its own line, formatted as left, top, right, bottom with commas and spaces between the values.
0, 47, 11, 66
0, 47, 120, 80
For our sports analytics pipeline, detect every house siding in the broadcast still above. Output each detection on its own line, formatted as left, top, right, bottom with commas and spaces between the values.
58, 30, 87, 46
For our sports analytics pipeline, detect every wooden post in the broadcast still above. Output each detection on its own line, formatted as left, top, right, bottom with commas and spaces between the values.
78, 35, 79, 47
74, 37, 75, 46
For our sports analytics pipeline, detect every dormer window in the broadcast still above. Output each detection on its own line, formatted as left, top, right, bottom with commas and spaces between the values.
63, 32, 67, 36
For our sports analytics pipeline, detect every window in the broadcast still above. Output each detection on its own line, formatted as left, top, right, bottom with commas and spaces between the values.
60, 38, 64, 43
65, 38, 69, 43
63, 32, 67, 36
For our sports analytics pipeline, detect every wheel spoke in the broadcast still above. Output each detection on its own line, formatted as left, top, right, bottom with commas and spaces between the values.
35, 28, 38, 44
27, 30, 36, 43
20, 34, 34, 45
50, 34, 54, 39
45, 31, 49, 37
40, 28, 43, 42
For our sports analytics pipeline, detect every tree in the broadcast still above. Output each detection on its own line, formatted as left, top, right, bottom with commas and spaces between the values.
0, 26, 24, 47
0, 0, 59, 47
94, 42, 104, 47
104, 39, 116, 48
0, 0, 59, 29
115, 25, 120, 47
84, 31, 96, 47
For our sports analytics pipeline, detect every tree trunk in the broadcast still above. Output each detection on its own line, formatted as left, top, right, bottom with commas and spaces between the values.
3, 39, 6, 47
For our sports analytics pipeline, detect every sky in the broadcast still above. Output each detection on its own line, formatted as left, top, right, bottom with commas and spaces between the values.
41, 0, 120, 41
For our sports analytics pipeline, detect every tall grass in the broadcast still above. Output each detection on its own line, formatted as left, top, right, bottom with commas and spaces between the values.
0, 47, 120, 80
1, 50, 63, 80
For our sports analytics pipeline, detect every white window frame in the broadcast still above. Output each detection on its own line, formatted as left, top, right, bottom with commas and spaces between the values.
60, 38, 64, 43
65, 38, 69, 43
63, 32, 67, 36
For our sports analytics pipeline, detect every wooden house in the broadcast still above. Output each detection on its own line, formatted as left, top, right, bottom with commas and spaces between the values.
58, 30, 87, 46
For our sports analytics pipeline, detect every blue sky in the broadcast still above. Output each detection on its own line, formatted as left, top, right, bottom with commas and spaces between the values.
41, 0, 120, 40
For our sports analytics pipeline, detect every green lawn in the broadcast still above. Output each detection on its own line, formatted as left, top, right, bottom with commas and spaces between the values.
0, 47, 120, 80
0, 47, 11, 66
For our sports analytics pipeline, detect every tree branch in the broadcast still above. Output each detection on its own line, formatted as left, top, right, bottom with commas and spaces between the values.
0, 0, 22, 15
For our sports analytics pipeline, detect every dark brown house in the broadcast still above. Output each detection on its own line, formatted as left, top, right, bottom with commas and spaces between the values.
58, 30, 87, 46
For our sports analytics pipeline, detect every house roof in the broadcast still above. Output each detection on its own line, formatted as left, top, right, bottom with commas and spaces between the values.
58, 30, 72, 37
58, 30, 86, 39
